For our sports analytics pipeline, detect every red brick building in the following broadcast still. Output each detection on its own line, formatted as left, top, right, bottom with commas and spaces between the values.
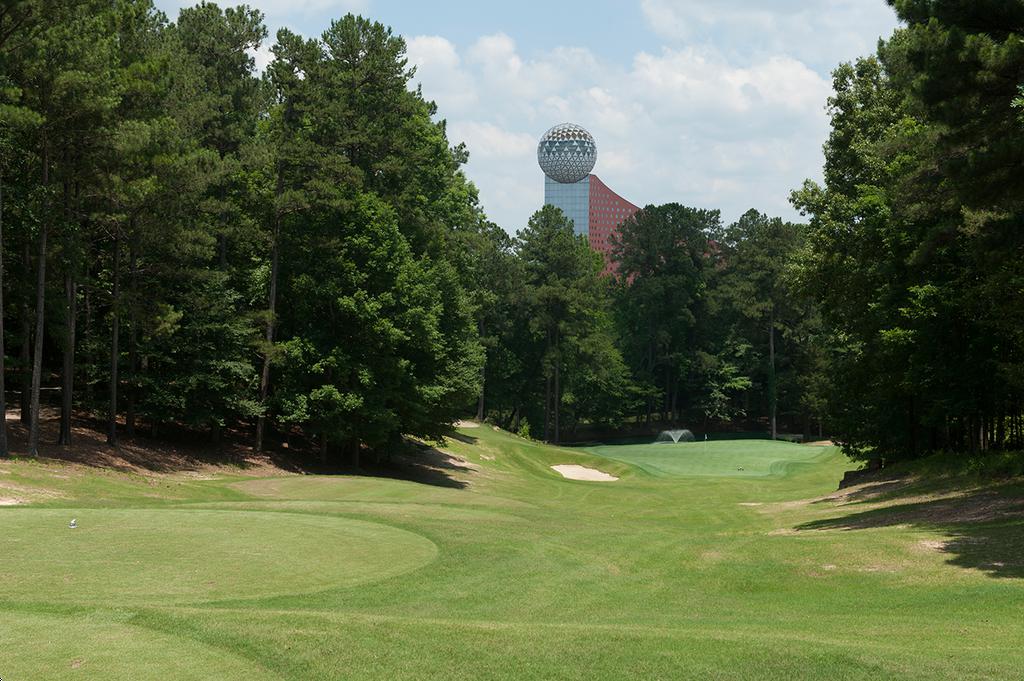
587, 174, 640, 275
538, 123, 640, 276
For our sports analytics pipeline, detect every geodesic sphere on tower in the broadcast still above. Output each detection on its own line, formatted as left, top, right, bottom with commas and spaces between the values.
537, 123, 597, 184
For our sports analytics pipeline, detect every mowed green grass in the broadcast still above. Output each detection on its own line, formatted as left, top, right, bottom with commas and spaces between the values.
586, 439, 830, 477
1, 429, 1022, 680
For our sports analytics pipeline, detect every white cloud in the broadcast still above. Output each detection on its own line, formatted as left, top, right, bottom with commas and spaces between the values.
631, 48, 829, 120
250, 42, 275, 73
448, 122, 535, 161
639, 0, 899, 69
408, 28, 838, 232
406, 36, 478, 112
157, 1, 897, 233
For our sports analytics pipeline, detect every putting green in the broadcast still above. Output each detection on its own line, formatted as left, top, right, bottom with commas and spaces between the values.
0, 508, 437, 605
1, 612, 268, 680
585, 439, 832, 478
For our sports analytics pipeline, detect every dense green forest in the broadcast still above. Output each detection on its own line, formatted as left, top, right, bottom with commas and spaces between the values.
0, 0, 1021, 464
793, 0, 1024, 460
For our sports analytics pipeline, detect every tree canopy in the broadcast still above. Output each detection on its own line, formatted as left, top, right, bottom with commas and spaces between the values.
792, 0, 1024, 459
3, 0, 1017, 468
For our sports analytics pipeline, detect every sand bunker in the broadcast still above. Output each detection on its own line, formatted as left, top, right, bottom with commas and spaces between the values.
551, 465, 618, 482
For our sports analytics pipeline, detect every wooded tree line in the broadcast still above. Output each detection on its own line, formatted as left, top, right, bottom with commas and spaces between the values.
6, 0, 1014, 463
0, 1, 834, 459
470, 204, 827, 444
0, 1, 484, 460
792, 0, 1024, 460
470, 0, 1024, 457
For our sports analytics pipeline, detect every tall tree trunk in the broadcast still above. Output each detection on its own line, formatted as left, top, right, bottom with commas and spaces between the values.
544, 371, 551, 443
58, 174, 75, 446
125, 231, 138, 437
475, 320, 485, 422
57, 271, 75, 445
646, 336, 654, 426
662, 369, 669, 423
255, 214, 280, 452
543, 379, 551, 441
347, 438, 359, 468
544, 329, 552, 442
28, 141, 50, 457
107, 228, 120, 447
908, 397, 918, 458
82, 272, 92, 405
554, 332, 560, 445
475, 382, 485, 422
0, 179, 7, 456
667, 374, 675, 421
768, 304, 777, 441
19, 240, 30, 424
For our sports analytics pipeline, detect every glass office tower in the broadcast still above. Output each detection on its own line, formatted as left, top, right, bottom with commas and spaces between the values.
538, 123, 639, 274
544, 175, 591, 237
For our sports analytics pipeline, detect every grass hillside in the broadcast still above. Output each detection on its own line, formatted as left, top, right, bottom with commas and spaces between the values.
1, 424, 1022, 679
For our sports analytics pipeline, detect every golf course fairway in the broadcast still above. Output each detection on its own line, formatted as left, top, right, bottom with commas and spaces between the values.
1, 426, 1022, 680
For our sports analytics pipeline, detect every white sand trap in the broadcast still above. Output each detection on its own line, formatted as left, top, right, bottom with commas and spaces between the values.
551, 465, 618, 482
456, 420, 480, 429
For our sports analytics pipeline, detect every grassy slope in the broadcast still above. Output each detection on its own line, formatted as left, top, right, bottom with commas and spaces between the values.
1, 427, 1022, 680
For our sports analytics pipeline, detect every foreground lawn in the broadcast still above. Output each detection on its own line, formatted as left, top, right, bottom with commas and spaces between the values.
1, 426, 1022, 679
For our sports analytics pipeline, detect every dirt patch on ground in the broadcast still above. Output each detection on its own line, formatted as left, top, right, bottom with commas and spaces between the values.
767, 528, 799, 536
761, 499, 813, 512
0, 480, 65, 504
805, 440, 837, 447
551, 465, 618, 482
3, 408, 301, 478
407, 446, 480, 474
918, 539, 948, 552
2, 409, 485, 492
456, 420, 480, 429
885, 491, 1024, 526
755, 473, 1024, 534
818, 478, 914, 505
860, 563, 907, 574
808, 485, 1024, 528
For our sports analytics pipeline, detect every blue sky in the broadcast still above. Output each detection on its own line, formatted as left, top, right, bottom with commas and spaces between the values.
155, 1, 901, 231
